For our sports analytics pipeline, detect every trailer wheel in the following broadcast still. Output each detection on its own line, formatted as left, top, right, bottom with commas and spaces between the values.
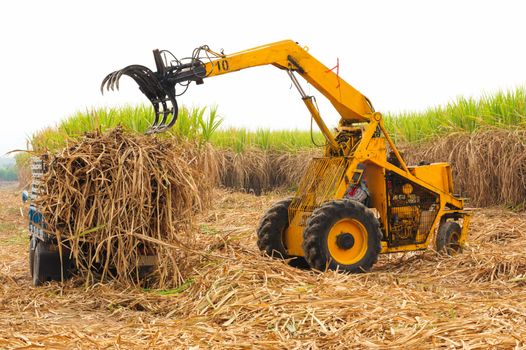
29, 237, 36, 278
436, 221, 462, 255
302, 199, 382, 273
31, 242, 71, 286
32, 242, 46, 286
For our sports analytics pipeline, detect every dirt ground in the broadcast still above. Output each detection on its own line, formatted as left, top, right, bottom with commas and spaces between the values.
1, 184, 525, 349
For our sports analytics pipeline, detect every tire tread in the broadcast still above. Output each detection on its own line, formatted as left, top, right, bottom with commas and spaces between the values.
302, 199, 382, 273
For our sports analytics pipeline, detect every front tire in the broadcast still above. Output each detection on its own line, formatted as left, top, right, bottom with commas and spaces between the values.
302, 199, 382, 273
257, 198, 309, 267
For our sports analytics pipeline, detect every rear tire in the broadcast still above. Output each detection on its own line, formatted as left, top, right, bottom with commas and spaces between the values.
302, 199, 382, 273
29, 237, 36, 278
436, 221, 462, 255
257, 198, 306, 266
32, 242, 45, 286
257, 198, 292, 259
32, 241, 72, 286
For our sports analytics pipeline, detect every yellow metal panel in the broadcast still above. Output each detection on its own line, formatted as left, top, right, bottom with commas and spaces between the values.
459, 214, 471, 245
284, 212, 308, 256
410, 163, 453, 194
363, 162, 387, 232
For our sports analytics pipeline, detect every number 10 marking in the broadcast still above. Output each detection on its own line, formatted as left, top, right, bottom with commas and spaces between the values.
216, 60, 229, 72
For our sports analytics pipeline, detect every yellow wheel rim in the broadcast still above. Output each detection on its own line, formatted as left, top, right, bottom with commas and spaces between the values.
327, 218, 368, 265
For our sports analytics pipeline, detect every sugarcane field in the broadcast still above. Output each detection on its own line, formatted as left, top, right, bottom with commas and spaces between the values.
2, 1, 526, 349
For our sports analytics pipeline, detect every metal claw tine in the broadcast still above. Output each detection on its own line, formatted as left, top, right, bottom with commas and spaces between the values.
151, 103, 161, 129
109, 73, 117, 90
145, 126, 154, 135
162, 102, 173, 131
127, 69, 161, 95
165, 114, 176, 130
107, 72, 118, 91
100, 73, 113, 94
165, 98, 179, 130
108, 65, 141, 91
117, 69, 158, 100
128, 72, 154, 95
102, 60, 181, 134
157, 100, 170, 129
102, 73, 111, 92
113, 71, 123, 91
103, 72, 117, 92
114, 67, 134, 90
117, 65, 147, 90
157, 101, 170, 131
104, 71, 115, 91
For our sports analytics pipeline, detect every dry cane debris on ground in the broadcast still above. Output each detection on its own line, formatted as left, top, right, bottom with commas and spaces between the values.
1, 183, 526, 349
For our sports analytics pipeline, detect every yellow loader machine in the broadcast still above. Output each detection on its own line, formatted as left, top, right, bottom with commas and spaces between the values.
102, 40, 470, 272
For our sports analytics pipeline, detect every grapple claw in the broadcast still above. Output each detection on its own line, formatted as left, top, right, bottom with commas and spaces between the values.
101, 49, 206, 134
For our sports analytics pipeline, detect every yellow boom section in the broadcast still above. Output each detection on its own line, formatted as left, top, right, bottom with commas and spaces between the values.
203, 40, 374, 123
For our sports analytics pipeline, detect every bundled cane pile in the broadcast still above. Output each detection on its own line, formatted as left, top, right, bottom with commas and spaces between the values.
35, 127, 216, 287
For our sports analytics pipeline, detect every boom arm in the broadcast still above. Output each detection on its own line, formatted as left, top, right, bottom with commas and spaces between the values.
101, 40, 375, 143
203, 40, 374, 121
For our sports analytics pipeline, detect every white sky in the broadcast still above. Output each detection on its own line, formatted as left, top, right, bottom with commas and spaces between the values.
1, 0, 526, 157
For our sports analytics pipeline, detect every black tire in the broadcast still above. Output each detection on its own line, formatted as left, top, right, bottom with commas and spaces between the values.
257, 198, 307, 267
32, 241, 45, 286
436, 221, 462, 255
29, 237, 36, 278
31, 241, 73, 286
257, 198, 292, 259
302, 199, 382, 273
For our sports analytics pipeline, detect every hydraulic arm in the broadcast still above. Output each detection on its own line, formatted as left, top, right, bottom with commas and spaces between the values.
101, 40, 374, 150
